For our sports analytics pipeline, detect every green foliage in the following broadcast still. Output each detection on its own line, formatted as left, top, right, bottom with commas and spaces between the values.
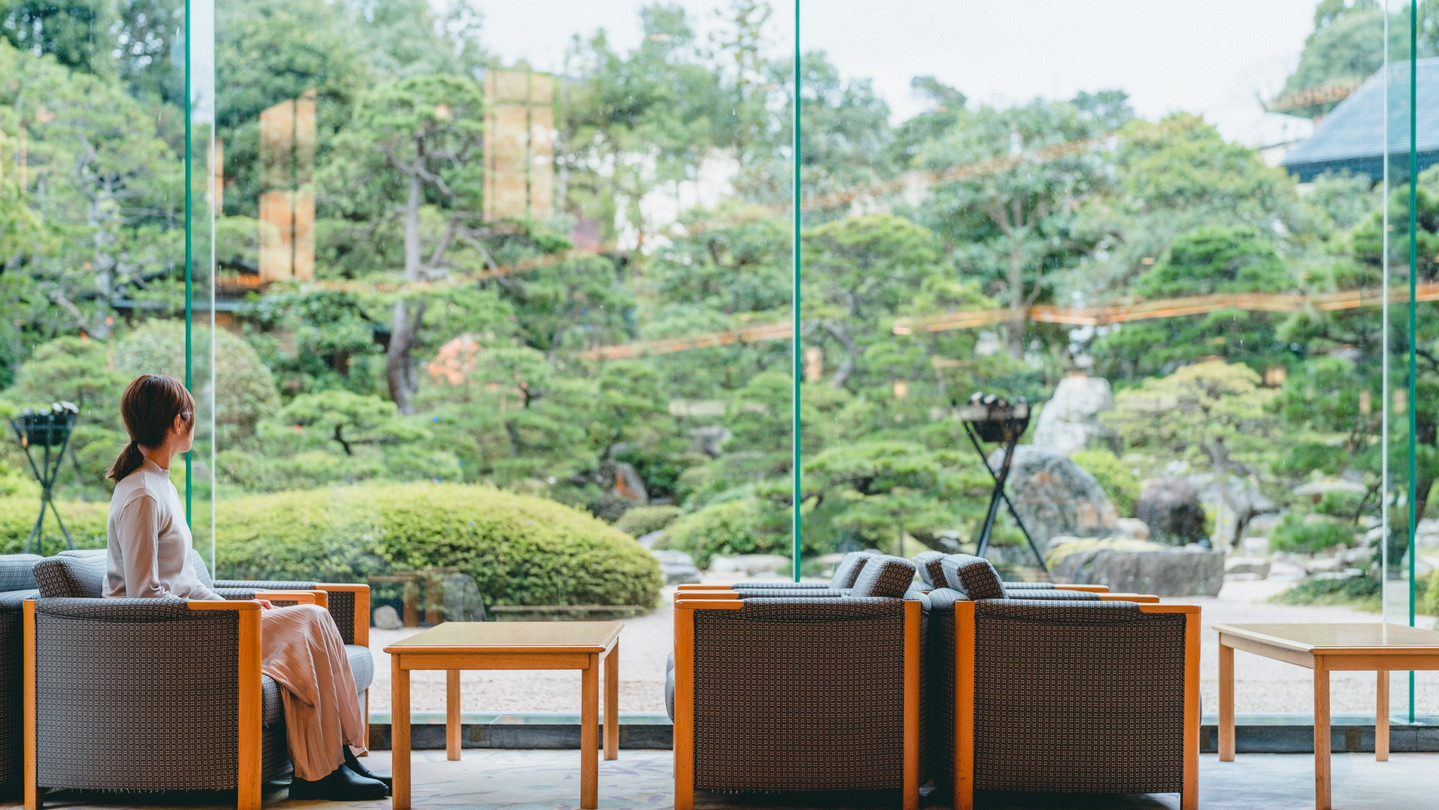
1270, 512, 1357, 554
0, 498, 107, 553
116, 320, 281, 447
1071, 448, 1139, 517
613, 505, 683, 538
656, 497, 790, 569
1093, 225, 1293, 378
215, 482, 663, 607
1106, 360, 1277, 472
1273, 574, 1384, 612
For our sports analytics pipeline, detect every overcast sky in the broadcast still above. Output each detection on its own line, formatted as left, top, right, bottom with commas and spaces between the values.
474, 0, 1339, 147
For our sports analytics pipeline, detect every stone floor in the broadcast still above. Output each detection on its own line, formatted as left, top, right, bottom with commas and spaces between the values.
11, 750, 1439, 809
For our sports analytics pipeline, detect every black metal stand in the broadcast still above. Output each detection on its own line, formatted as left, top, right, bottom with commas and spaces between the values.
11, 409, 79, 556
960, 410, 1049, 575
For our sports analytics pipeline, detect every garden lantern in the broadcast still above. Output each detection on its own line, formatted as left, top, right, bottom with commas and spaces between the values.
9, 401, 80, 555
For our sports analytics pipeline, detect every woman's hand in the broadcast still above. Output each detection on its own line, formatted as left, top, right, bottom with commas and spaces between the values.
258, 599, 275, 610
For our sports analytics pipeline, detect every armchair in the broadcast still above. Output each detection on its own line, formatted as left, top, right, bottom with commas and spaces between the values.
0, 555, 41, 797
670, 556, 925, 810
913, 550, 1111, 596
674, 550, 878, 597
924, 558, 1199, 810
24, 554, 372, 810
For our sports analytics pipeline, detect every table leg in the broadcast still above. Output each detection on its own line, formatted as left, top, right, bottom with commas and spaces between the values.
582, 657, 599, 809
447, 669, 461, 761
1219, 640, 1235, 762
393, 656, 411, 810
1377, 670, 1390, 762
604, 641, 619, 761
1314, 662, 1331, 810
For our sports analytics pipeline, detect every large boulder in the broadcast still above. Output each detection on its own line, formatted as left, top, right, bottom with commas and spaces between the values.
1186, 473, 1278, 550
1049, 538, 1225, 596
1136, 478, 1207, 545
1032, 375, 1117, 455
987, 446, 1119, 547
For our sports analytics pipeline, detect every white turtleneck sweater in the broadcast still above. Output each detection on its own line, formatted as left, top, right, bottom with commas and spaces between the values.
105, 458, 222, 601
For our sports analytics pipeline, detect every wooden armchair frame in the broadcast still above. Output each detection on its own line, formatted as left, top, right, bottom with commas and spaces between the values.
672, 598, 921, 810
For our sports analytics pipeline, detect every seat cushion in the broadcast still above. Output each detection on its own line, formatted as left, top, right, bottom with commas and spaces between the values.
849, 555, 917, 598
261, 674, 285, 726
34, 556, 106, 598
345, 643, 374, 694
939, 554, 1007, 600
913, 551, 947, 588
827, 551, 877, 589
0, 555, 42, 592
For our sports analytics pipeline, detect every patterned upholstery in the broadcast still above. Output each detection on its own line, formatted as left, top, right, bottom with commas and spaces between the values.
995, 587, 1100, 601
850, 555, 917, 598
688, 595, 915, 793
34, 556, 106, 598
925, 589, 1188, 796
913, 551, 947, 588
1002, 582, 1058, 589
32, 598, 254, 791
828, 551, 877, 589
938, 554, 1007, 600
0, 555, 41, 592
730, 587, 844, 598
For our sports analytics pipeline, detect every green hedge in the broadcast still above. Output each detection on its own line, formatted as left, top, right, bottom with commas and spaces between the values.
0, 497, 108, 553
613, 505, 683, 537
215, 482, 663, 607
656, 497, 791, 569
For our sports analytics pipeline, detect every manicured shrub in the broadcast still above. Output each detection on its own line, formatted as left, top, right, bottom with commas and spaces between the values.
1269, 511, 1356, 554
613, 505, 683, 537
0, 498, 107, 553
215, 482, 663, 607
657, 497, 791, 569
1071, 448, 1140, 517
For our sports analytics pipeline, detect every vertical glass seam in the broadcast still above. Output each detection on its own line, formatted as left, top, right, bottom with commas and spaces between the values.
1408, 0, 1420, 723
183, 0, 193, 526
791, 0, 801, 582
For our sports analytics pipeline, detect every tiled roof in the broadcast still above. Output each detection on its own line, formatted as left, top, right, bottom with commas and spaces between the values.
1281, 57, 1439, 179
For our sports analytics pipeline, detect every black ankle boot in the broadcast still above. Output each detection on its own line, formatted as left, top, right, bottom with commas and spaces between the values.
289, 763, 388, 801
344, 747, 393, 792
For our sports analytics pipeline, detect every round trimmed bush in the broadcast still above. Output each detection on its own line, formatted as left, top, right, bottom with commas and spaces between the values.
657, 497, 790, 569
215, 481, 663, 607
613, 505, 682, 537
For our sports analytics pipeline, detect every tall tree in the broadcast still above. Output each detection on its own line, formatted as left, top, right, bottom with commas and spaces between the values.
322, 73, 485, 414
917, 97, 1109, 358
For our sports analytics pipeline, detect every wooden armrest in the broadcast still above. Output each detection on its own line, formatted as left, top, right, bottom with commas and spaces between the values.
252, 591, 317, 605
315, 584, 370, 646
1055, 584, 1109, 593
1099, 593, 1160, 603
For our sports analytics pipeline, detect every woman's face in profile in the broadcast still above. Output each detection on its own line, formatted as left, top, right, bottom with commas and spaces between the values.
177, 413, 195, 455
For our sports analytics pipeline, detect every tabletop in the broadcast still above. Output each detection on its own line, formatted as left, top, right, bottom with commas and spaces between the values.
1214, 622, 1439, 653
383, 620, 624, 655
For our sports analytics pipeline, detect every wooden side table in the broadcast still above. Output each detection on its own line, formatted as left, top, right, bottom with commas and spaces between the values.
385, 621, 622, 809
1215, 622, 1439, 810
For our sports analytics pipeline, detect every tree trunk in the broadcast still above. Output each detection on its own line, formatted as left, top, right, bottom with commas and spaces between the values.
1005, 242, 1026, 359
387, 171, 425, 414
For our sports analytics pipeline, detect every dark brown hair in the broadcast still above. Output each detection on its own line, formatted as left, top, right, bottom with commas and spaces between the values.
106, 374, 196, 483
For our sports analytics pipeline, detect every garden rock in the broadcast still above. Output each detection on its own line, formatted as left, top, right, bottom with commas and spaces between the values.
1417, 519, 1439, 548
1187, 473, 1278, 549
1136, 478, 1206, 545
1117, 517, 1151, 540
987, 445, 1119, 547
442, 572, 488, 621
688, 426, 732, 458
1032, 374, 1118, 455
636, 530, 665, 550
650, 549, 701, 585
1050, 538, 1224, 596
1225, 557, 1271, 580
373, 605, 403, 631
708, 553, 789, 576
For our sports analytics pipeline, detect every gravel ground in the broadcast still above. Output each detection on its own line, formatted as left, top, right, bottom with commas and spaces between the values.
364, 575, 1439, 717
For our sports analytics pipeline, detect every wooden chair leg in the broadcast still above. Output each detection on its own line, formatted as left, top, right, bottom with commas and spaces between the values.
23, 600, 39, 810
673, 606, 694, 810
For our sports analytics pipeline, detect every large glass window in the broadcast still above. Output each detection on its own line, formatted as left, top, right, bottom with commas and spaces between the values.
798, 0, 1432, 721
200, 0, 794, 718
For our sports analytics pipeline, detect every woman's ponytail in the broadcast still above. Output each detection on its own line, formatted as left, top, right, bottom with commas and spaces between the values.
106, 441, 145, 484
106, 375, 196, 484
